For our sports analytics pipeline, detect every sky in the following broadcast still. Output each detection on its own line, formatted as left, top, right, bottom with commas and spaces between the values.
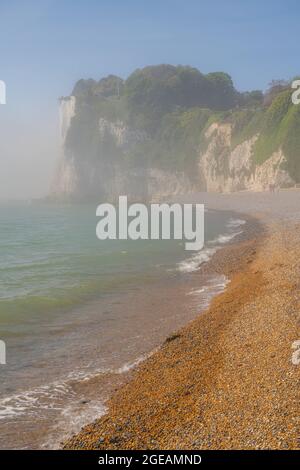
0, 0, 299, 199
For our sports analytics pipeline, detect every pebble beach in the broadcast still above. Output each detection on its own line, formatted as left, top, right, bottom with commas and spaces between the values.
64, 191, 300, 450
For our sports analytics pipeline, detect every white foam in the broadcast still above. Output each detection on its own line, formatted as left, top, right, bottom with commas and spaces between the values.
188, 275, 229, 309
0, 352, 151, 421
177, 247, 217, 273
209, 230, 243, 245
227, 218, 246, 228
177, 216, 245, 274
115, 352, 152, 374
0, 381, 74, 419
43, 400, 108, 449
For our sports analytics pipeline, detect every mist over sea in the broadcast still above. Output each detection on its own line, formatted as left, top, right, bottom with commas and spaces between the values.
0, 203, 244, 448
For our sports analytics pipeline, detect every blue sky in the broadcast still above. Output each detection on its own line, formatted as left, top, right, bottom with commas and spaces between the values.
0, 0, 299, 198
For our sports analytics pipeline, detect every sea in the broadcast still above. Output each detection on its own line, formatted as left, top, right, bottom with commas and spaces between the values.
0, 202, 245, 449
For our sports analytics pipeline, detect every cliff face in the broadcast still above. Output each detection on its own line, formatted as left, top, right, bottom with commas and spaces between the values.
50, 67, 299, 202
51, 97, 78, 197
51, 97, 194, 202
51, 97, 294, 202
198, 123, 294, 192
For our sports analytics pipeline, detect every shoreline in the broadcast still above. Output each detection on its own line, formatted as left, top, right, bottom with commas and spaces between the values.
62, 214, 300, 449
0, 207, 247, 450
49, 211, 254, 449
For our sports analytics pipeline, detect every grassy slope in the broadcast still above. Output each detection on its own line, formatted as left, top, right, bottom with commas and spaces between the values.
211, 91, 300, 183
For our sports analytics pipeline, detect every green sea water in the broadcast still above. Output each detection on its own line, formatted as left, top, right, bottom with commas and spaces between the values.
0, 204, 178, 319
0, 203, 236, 321
0, 202, 245, 449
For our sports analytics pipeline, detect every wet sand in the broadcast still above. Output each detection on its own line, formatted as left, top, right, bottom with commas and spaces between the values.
64, 190, 300, 450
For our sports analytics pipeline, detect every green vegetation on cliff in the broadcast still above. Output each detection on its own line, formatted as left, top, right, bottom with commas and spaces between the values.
124, 65, 237, 132
225, 89, 300, 182
68, 65, 299, 182
253, 90, 300, 181
144, 108, 213, 175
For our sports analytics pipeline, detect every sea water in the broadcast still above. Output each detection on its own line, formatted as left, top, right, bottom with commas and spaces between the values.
0, 203, 245, 448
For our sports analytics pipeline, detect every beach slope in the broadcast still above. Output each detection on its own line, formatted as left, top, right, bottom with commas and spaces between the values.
64, 217, 299, 450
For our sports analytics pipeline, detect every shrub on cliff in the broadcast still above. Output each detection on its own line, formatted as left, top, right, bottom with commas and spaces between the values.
68, 67, 300, 182
124, 65, 238, 132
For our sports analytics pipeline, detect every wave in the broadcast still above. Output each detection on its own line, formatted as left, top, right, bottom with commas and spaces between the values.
0, 353, 152, 421
177, 247, 217, 273
208, 230, 243, 245
177, 217, 245, 273
227, 218, 246, 228
187, 275, 229, 309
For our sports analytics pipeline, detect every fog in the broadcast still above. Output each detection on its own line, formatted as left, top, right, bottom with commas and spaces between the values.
0, 106, 60, 201
0, 0, 298, 201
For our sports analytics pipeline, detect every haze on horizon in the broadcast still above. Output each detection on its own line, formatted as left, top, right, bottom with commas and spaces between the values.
0, 0, 299, 200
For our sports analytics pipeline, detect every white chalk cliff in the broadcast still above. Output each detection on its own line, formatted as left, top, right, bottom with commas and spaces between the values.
51, 97, 295, 202
51, 97, 193, 202
198, 122, 294, 192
